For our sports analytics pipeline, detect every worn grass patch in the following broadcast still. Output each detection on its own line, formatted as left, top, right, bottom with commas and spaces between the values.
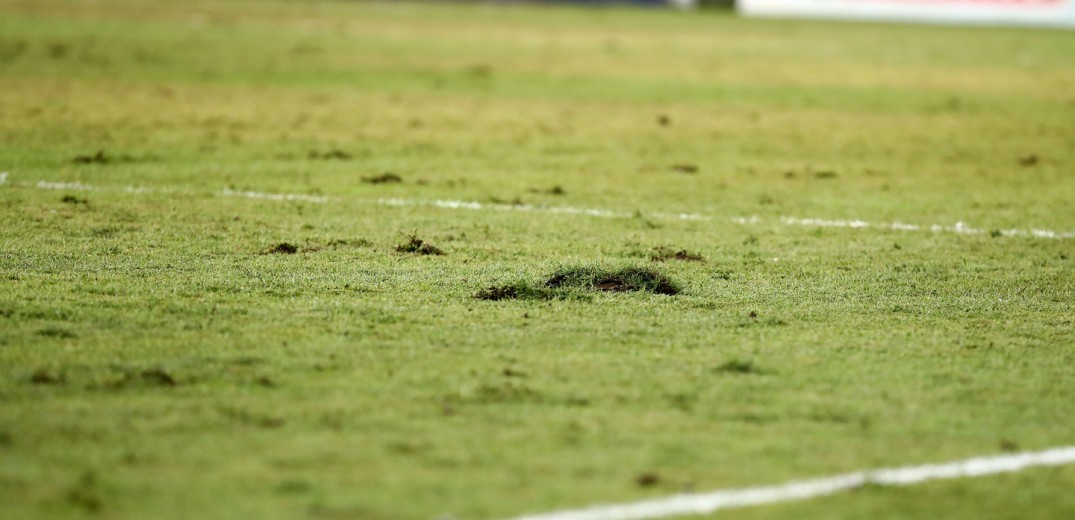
477, 266, 680, 300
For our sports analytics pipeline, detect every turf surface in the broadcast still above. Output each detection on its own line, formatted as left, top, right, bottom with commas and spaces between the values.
1, 1, 1073, 519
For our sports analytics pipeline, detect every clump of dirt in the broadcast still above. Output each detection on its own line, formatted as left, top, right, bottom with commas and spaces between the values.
37, 327, 77, 339
528, 185, 565, 196
139, 368, 177, 387
30, 368, 64, 385
814, 170, 838, 179
115, 368, 181, 389
326, 238, 372, 248
475, 285, 522, 301
546, 266, 680, 295
264, 242, 299, 255
477, 267, 680, 301
1018, 154, 1039, 167
61, 195, 88, 205
636, 472, 661, 487
395, 234, 444, 256
650, 247, 705, 263
671, 164, 698, 174
72, 150, 108, 164
308, 149, 352, 160
71, 150, 148, 165
362, 172, 403, 184
714, 359, 771, 376
489, 196, 525, 206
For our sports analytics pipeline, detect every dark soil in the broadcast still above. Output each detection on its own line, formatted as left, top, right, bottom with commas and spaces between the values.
714, 359, 771, 376
475, 285, 520, 301
477, 266, 680, 301
139, 368, 177, 387
545, 266, 680, 295
264, 242, 299, 255
362, 172, 403, 184
308, 149, 352, 160
61, 195, 89, 205
636, 472, 661, 487
651, 247, 705, 263
30, 368, 64, 385
72, 150, 108, 164
529, 185, 565, 196
489, 196, 525, 206
326, 238, 373, 248
395, 234, 444, 256
671, 164, 698, 174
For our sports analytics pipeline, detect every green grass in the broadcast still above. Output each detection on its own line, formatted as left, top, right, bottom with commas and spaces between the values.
1, 1, 1074, 519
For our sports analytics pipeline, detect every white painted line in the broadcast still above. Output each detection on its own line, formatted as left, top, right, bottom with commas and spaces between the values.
219, 188, 327, 204
20, 179, 1074, 240
508, 446, 1075, 520
37, 180, 95, 191
376, 197, 636, 219
0, 171, 8, 185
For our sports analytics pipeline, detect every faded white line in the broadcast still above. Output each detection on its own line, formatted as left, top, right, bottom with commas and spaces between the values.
773, 215, 1075, 239
509, 446, 1075, 520
0, 172, 8, 185
17, 179, 1073, 240
375, 197, 635, 219
37, 180, 95, 191
219, 187, 327, 204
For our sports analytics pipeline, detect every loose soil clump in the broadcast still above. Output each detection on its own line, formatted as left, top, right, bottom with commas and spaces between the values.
362, 173, 403, 184
650, 246, 704, 263
396, 234, 444, 256
477, 266, 680, 300
264, 243, 299, 255
72, 150, 109, 164
545, 266, 680, 295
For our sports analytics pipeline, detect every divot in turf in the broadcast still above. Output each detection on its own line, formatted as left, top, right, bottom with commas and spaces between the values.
477, 266, 681, 301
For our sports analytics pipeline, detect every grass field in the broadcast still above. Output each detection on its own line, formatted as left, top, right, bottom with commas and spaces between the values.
1, 1, 1074, 518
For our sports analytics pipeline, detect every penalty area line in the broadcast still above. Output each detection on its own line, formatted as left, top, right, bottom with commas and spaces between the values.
507, 446, 1075, 520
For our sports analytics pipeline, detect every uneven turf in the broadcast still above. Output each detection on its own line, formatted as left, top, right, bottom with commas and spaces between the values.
0, 1, 1074, 519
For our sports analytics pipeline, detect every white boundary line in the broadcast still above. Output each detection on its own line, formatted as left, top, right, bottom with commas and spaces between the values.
508, 446, 1075, 520
4, 175, 1073, 239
